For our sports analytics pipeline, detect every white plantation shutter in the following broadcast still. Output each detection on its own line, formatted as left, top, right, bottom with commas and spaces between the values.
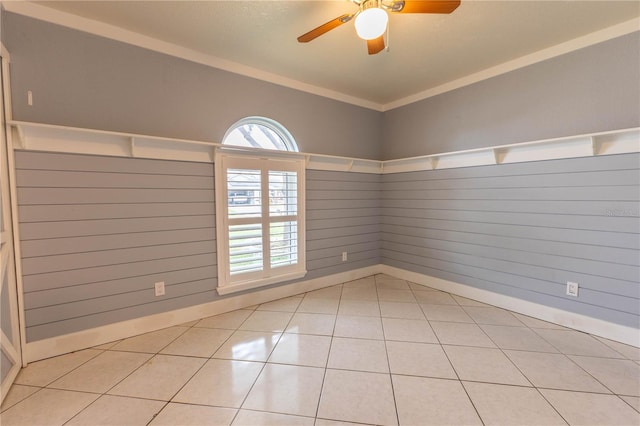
216, 152, 306, 294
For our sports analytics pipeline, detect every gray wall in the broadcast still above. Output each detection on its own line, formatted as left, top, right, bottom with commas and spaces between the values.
381, 153, 640, 328
3, 12, 637, 162
4, 10, 639, 341
306, 170, 381, 279
2, 12, 383, 160
16, 151, 218, 341
15, 151, 380, 342
382, 32, 640, 160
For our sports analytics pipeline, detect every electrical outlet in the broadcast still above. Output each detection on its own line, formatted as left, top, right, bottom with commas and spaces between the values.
155, 281, 165, 296
342, 251, 348, 262
566, 281, 579, 297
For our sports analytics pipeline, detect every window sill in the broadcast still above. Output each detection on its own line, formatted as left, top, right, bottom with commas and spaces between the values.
216, 270, 307, 296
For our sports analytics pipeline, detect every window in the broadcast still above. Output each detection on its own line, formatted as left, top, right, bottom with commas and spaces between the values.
222, 117, 298, 152
215, 118, 305, 295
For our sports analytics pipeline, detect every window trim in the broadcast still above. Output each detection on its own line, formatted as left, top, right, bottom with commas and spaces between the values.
222, 116, 299, 152
214, 150, 306, 295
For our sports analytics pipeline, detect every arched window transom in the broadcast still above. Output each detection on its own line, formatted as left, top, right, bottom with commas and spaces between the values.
222, 117, 298, 152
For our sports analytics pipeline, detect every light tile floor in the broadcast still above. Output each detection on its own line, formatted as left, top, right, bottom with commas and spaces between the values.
2, 274, 639, 426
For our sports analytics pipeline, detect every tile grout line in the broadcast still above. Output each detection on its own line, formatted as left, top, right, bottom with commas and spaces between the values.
313, 280, 345, 421
375, 274, 402, 426
64, 326, 199, 425
8, 274, 640, 425
226, 292, 304, 423
525, 325, 634, 399
411, 278, 487, 426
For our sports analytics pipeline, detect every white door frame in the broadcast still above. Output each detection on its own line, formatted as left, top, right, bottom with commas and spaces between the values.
0, 43, 26, 404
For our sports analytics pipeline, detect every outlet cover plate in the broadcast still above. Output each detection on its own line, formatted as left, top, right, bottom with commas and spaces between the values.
566, 281, 579, 297
155, 281, 165, 296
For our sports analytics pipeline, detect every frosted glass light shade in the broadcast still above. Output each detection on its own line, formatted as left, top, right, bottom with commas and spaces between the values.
354, 8, 388, 40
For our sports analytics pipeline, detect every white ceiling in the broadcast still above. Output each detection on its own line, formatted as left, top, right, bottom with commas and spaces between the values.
19, 1, 640, 109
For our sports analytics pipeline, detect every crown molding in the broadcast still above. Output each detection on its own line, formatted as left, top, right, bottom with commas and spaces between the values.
1, 1, 382, 111
3, 2, 638, 112
381, 18, 640, 111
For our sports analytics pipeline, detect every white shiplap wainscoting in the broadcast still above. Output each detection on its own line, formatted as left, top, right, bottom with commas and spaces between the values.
24, 265, 381, 363
7, 121, 640, 362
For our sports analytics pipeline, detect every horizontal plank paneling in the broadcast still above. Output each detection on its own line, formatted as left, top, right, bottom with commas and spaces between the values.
383, 256, 639, 328
381, 208, 639, 234
15, 151, 214, 176
25, 291, 216, 342
306, 179, 380, 191
19, 216, 214, 240
18, 188, 214, 205
16, 170, 214, 189
26, 279, 214, 327
21, 228, 215, 257
22, 241, 216, 275
381, 170, 640, 190
307, 199, 380, 210
307, 241, 380, 261
23, 147, 637, 340
381, 186, 638, 201
382, 241, 638, 299
307, 216, 380, 231
306, 233, 380, 251
382, 216, 637, 249
382, 224, 639, 267
307, 250, 377, 271
24, 266, 217, 309
307, 207, 380, 221
305, 257, 380, 281
19, 203, 215, 222
387, 199, 638, 216
307, 225, 380, 241
304, 169, 380, 280
307, 190, 382, 200
382, 247, 639, 315
16, 151, 381, 342
15, 151, 219, 341
22, 250, 216, 292
381, 153, 640, 329
307, 170, 381, 183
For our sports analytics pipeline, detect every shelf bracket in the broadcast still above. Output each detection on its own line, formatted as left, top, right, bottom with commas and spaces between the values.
429, 156, 438, 170
129, 137, 136, 157
492, 148, 501, 164
590, 136, 599, 156
14, 125, 26, 150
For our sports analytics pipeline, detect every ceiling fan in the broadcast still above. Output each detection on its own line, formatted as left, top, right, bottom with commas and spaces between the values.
297, 0, 461, 55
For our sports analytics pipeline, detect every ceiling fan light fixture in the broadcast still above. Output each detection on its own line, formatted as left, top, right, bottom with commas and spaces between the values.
354, 7, 388, 40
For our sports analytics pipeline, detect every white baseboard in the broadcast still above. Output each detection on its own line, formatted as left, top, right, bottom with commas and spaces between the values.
24, 265, 382, 363
381, 265, 640, 348
25, 263, 638, 363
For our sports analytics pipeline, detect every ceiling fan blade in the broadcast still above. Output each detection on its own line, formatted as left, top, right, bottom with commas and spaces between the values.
391, 0, 461, 14
297, 14, 353, 43
367, 36, 385, 55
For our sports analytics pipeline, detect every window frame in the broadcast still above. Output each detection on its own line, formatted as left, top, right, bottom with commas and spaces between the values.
214, 150, 306, 295
222, 116, 299, 152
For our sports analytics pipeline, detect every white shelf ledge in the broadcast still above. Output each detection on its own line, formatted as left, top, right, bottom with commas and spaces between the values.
382, 128, 639, 174
305, 154, 382, 174
12, 122, 219, 163
9, 121, 639, 174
